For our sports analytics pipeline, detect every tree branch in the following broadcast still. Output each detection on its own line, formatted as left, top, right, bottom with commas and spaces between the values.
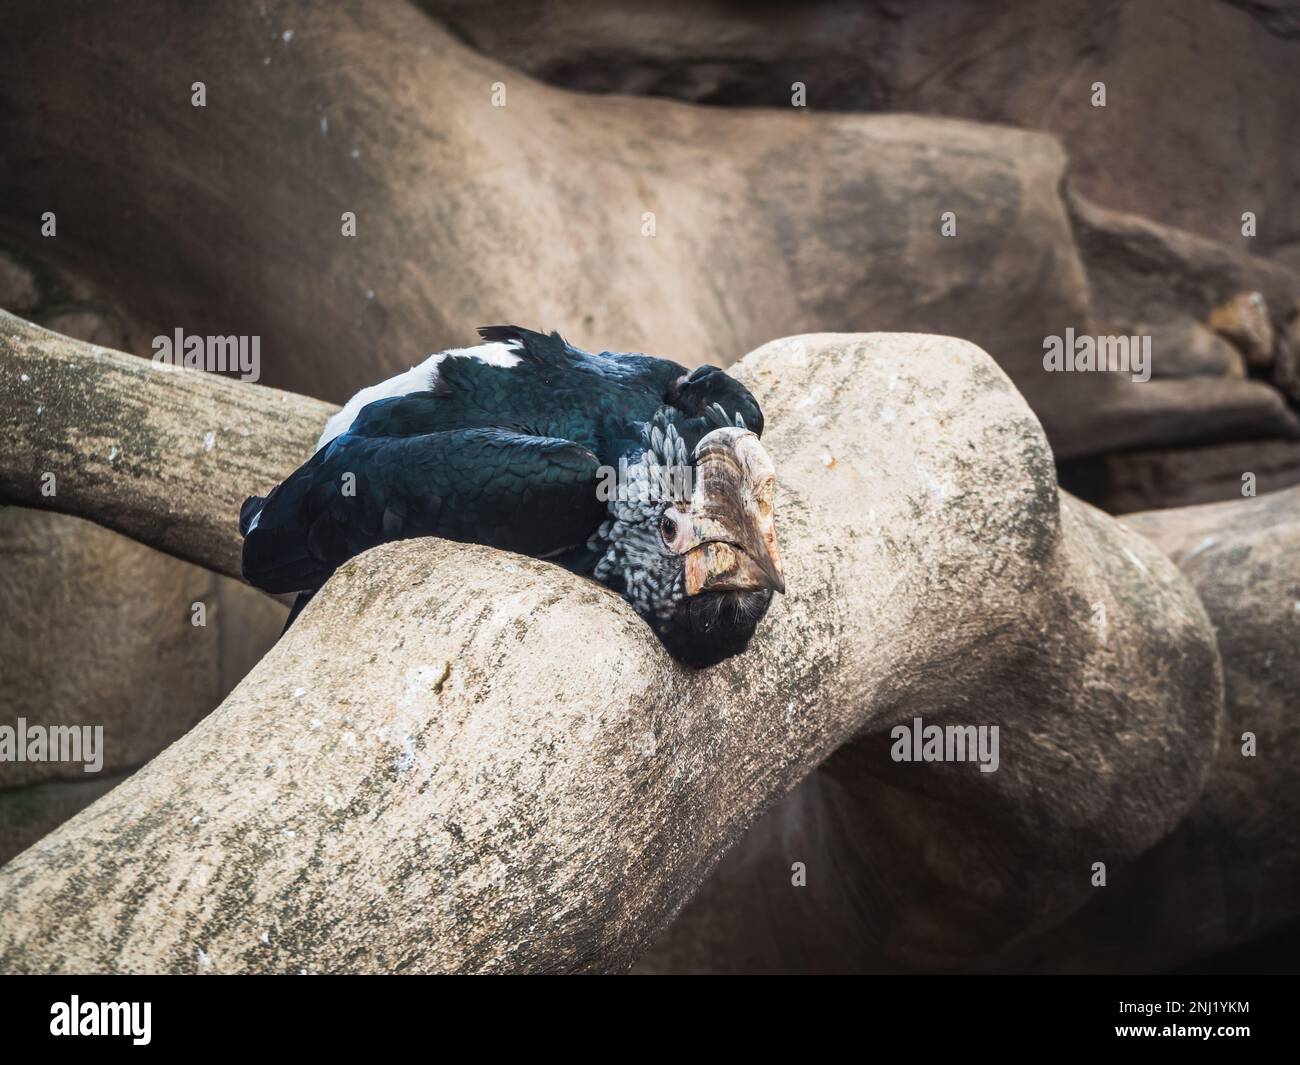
0, 310, 334, 580
0, 320, 1223, 973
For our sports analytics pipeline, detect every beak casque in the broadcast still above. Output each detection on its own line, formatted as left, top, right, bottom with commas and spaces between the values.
681, 427, 786, 596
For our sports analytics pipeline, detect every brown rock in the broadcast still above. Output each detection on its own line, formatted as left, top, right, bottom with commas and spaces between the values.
0, 510, 283, 790
24, 1, 1297, 468
1274, 243, 1300, 274
0, 504, 283, 868
1061, 439, 1300, 513
0, 510, 216, 788
35, 304, 128, 352
1132, 316, 1247, 379
0, 333, 1222, 974
1207, 291, 1274, 368
641, 481, 1300, 975
999, 486, 1300, 972
0, 0, 1100, 458
2, 1, 1293, 470
1052, 374, 1300, 457
0, 308, 290, 856
1068, 190, 1300, 336
0, 773, 126, 867
0, 250, 40, 313
1271, 300, 1300, 406
214, 580, 290, 691
425, 0, 1300, 249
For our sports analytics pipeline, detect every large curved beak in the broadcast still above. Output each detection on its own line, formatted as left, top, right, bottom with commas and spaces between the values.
681, 427, 785, 596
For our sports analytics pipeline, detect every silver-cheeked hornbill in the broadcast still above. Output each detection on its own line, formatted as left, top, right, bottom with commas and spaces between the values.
239, 326, 784, 667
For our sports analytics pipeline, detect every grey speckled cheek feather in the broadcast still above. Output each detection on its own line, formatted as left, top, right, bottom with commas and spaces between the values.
590, 448, 688, 622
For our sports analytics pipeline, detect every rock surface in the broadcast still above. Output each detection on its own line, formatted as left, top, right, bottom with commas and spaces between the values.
1068, 191, 1300, 343
0, 508, 286, 862
1136, 317, 1245, 380
1271, 300, 1300, 405
33, 305, 130, 354
638, 480, 1299, 974
1060, 440, 1300, 513
1207, 292, 1274, 369
0, 1, 1293, 972
1, 0, 1103, 459
0, 251, 40, 314
0, 311, 335, 582
9, 1, 1294, 473
1055, 192, 1300, 456
0, 510, 219, 789
0, 330, 1221, 973
0, 302, 291, 862
1054, 375, 1300, 456
0, 773, 126, 869
999, 486, 1300, 972
423, 0, 1300, 251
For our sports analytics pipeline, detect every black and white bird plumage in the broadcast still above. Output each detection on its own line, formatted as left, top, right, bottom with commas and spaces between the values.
240, 326, 784, 666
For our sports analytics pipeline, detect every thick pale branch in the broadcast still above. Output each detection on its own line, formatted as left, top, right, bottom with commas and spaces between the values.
0, 310, 334, 580
0, 326, 1222, 973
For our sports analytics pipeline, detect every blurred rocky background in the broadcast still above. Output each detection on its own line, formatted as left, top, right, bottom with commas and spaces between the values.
424, 0, 1300, 511
1, 0, 1296, 969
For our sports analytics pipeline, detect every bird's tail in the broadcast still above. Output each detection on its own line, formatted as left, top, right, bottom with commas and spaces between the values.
281, 590, 315, 635
239, 495, 265, 536
240, 475, 332, 593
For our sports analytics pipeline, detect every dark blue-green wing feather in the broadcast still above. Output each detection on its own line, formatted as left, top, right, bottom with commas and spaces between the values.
240, 428, 604, 594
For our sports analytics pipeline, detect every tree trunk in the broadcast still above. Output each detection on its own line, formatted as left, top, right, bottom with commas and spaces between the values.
0, 317, 1221, 972
0, 311, 333, 580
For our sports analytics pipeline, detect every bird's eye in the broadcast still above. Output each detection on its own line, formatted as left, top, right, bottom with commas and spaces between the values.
659, 513, 678, 545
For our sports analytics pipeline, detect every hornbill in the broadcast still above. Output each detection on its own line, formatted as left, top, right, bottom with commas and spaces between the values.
240, 326, 784, 667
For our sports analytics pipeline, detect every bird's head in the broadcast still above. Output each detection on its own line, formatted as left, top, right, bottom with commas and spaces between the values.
666, 364, 764, 435
591, 422, 785, 667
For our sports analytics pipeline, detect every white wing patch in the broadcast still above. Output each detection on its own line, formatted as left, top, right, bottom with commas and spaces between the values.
315, 341, 522, 451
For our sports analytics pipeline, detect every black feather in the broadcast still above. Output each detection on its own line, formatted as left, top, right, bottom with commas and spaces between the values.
240, 327, 772, 666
